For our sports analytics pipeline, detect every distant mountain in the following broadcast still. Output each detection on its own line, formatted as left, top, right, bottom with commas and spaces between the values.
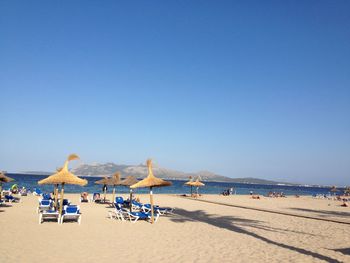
71, 162, 288, 185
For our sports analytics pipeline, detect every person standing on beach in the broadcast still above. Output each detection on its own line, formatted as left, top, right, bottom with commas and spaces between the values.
102, 184, 108, 202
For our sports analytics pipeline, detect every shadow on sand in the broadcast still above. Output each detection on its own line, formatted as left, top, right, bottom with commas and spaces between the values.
288, 207, 350, 218
333, 248, 350, 256
170, 208, 341, 263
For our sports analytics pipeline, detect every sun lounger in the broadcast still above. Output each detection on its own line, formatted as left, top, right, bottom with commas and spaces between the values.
42, 193, 52, 200
108, 203, 128, 221
131, 200, 144, 211
126, 210, 160, 223
142, 204, 174, 215
4, 195, 19, 203
60, 205, 81, 224
37, 199, 53, 213
113, 196, 128, 208
39, 210, 60, 224
33, 188, 42, 196
91, 193, 101, 203
80, 192, 89, 203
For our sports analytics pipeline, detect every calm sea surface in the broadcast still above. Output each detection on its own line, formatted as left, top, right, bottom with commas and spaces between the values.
2, 173, 338, 196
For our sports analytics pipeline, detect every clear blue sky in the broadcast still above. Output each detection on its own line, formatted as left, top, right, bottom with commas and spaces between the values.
1, 1, 349, 185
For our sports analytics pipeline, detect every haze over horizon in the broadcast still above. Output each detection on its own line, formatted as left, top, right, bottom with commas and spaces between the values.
1, 1, 349, 186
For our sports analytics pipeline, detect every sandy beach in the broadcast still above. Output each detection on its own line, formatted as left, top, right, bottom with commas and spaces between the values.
1, 194, 349, 263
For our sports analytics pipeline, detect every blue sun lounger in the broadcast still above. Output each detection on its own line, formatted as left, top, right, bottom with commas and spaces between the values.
33, 188, 42, 196
37, 199, 53, 213
142, 204, 174, 215
60, 205, 81, 224
4, 195, 19, 203
109, 203, 128, 221
39, 210, 60, 224
127, 210, 160, 223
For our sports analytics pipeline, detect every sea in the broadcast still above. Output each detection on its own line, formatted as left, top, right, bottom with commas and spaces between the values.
2, 173, 340, 196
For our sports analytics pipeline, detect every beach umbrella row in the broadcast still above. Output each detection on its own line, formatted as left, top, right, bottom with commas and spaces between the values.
36, 155, 171, 224
184, 176, 205, 196
95, 172, 123, 203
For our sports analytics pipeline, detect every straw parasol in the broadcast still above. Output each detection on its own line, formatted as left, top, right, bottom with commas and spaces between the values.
184, 176, 194, 196
120, 175, 139, 212
0, 171, 14, 201
189, 177, 205, 196
38, 154, 88, 216
107, 172, 122, 204
95, 176, 110, 202
130, 159, 172, 223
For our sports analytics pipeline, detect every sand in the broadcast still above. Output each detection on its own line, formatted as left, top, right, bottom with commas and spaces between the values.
0, 193, 349, 263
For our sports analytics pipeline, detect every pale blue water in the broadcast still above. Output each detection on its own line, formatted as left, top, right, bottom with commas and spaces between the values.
2, 173, 339, 196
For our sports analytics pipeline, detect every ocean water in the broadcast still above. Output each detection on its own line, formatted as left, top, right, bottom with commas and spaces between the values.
2, 173, 339, 197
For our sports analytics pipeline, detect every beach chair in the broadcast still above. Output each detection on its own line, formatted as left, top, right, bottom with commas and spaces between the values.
113, 196, 126, 207
80, 192, 89, 203
126, 210, 160, 223
33, 188, 42, 196
142, 204, 174, 215
131, 200, 144, 211
39, 210, 60, 224
57, 199, 70, 209
108, 203, 128, 221
60, 205, 81, 224
37, 199, 53, 213
91, 193, 101, 203
42, 193, 52, 200
4, 195, 19, 203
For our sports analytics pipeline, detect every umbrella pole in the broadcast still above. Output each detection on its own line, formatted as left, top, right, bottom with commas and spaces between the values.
104, 188, 106, 203
129, 189, 133, 212
54, 184, 59, 209
112, 186, 115, 205
150, 186, 154, 224
191, 186, 193, 196
59, 183, 65, 217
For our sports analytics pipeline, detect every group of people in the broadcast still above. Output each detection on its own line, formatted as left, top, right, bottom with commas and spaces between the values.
267, 191, 286, 198
221, 187, 235, 196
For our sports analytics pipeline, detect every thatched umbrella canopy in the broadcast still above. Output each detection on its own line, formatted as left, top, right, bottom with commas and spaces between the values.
0, 171, 14, 200
120, 175, 139, 212
130, 159, 172, 223
95, 176, 110, 202
107, 172, 122, 204
0, 172, 14, 183
38, 154, 87, 216
95, 172, 122, 203
189, 177, 205, 196
184, 176, 194, 196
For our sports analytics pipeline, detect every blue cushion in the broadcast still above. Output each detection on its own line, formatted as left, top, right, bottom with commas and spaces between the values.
41, 200, 51, 206
115, 197, 124, 204
64, 205, 79, 214
132, 200, 143, 207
